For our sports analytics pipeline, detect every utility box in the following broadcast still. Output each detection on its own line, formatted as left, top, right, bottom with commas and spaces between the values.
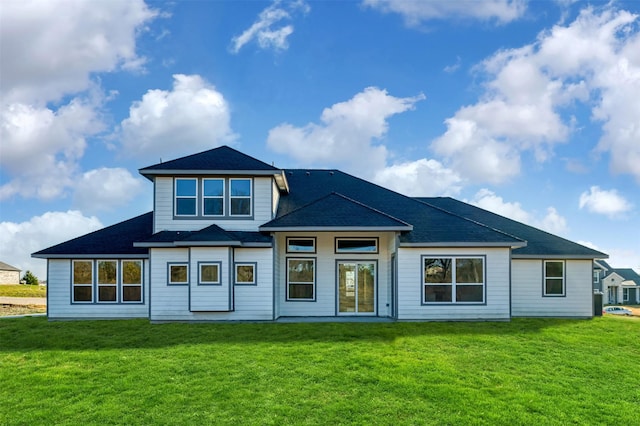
593, 293, 603, 317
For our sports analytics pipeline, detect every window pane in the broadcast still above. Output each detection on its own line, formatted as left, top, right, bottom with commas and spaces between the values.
122, 261, 142, 285
231, 198, 250, 215
170, 265, 188, 283
289, 284, 314, 299
287, 239, 315, 252
236, 265, 255, 283
456, 285, 483, 302
545, 261, 563, 278
230, 179, 251, 196
203, 179, 224, 196
74, 286, 92, 302
288, 260, 314, 283
546, 279, 564, 295
203, 198, 223, 215
200, 264, 219, 283
123, 286, 142, 302
99, 286, 117, 302
73, 261, 92, 284
424, 285, 452, 302
456, 258, 483, 284
176, 198, 196, 215
336, 239, 377, 252
98, 261, 117, 284
424, 258, 452, 283
176, 179, 196, 196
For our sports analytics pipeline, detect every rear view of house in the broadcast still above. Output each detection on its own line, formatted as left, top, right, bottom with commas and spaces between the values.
33, 146, 607, 321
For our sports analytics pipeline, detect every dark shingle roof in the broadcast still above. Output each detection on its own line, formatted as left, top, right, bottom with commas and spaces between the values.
276, 170, 524, 246
32, 212, 153, 258
136, 224, 271, 247
261, 192, 412, 231
419, 197, 607, 258
139, 145, 278, 178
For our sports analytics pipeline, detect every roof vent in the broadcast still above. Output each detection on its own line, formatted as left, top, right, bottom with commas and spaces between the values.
329, 171, 334, 175
306, 171, 310, 176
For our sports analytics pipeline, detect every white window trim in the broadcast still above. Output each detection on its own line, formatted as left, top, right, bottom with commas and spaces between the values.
175, 178, 198, 217
168, 263, 189, 285
335, 238, 379, 254
234, 262, 257, 285
286, 237, 316, 254
202, 178, 225, 217
543, 260, 566, 297
121, 260, 143, 303
198, 262, 221, 285
422, 256, 485, 304
286, 257, 316, 301
229, 178, 252, 217
97, 259, 118, 303
72, 260, 94, 303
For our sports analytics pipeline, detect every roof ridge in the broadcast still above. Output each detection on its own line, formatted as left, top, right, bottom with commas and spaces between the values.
330, 192, 412, 227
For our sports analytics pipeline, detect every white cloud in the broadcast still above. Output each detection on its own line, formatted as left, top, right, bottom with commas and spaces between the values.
431, 6, 640, 184
120, 74, 236, 160
73, 168, 146, 213
363, 0, 527, 26
267, 87, 424, 178
0, 98, 105, 201
471, 189, 568, 235
0, 211, 103, 279
230, 0, 309, 53
374, 158, 463, 197
579, 186, 632, 217
0, 0, 158, 104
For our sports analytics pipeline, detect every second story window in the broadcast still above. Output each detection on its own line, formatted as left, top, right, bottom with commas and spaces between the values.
203, 178, 224, 216
175, 178, 197, 216
230, 178, 252, 216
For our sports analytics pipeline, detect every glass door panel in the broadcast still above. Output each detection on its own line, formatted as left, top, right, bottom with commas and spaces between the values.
338, 262, 376, 315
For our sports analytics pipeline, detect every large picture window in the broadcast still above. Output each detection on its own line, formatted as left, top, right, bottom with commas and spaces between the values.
423, 257, 484, 304
230, 178, 252, 216
72, 260, 93, 302
122, 260, 143, 302
175, 178, 197, 216
544, 260, 565, 296
97, 260, 118, 302
287, 258, 315, 301
203, 178, 224, 216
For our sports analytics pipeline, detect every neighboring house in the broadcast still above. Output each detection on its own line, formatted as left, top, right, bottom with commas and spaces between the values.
602, 268, 640, 305
33, 146, 607, 321
593, 259, 612, 293
0, 261, 21, 285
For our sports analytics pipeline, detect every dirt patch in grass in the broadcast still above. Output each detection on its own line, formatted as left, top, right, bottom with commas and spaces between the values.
0, 304, 46, 317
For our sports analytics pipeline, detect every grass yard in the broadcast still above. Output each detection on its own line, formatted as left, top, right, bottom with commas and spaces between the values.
1, 317, 638, 425
0, 284, 46, 298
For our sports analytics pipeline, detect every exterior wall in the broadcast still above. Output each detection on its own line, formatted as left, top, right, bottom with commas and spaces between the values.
511, 259, 592, 317
47, 259, 149, 320
396, 247, 511, 321
275, 232, 394, 318
153, 176, 275, 232
0, 270, 20, 285
149, 247, 273, 321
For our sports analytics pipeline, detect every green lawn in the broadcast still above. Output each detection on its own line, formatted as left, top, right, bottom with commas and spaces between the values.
1, 317, 638, 425
0, 284, 46, 298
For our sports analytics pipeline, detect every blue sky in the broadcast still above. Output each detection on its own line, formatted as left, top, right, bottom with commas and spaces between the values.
1, 0, 639, 279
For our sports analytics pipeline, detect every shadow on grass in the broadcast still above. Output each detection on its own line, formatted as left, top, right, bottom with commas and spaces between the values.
0, 316, 599, 353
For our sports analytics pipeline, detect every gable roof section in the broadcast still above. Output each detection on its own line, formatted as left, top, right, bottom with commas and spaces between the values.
606, 268, 640, 285
274, 170, 525, 247
139, 145, 289, 192
135, 224, 272, 247
594, 259, 612, 271
420, 197, 608, 258
260, 192, 412, 231
0, 261, 20, 271
32, 212, 153, 258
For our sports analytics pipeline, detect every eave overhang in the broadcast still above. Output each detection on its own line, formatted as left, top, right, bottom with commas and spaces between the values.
32, 253, 149, 259
259, 225, 412, 232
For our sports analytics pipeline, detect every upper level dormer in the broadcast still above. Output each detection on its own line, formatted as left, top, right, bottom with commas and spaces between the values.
139, 146, 289, 233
